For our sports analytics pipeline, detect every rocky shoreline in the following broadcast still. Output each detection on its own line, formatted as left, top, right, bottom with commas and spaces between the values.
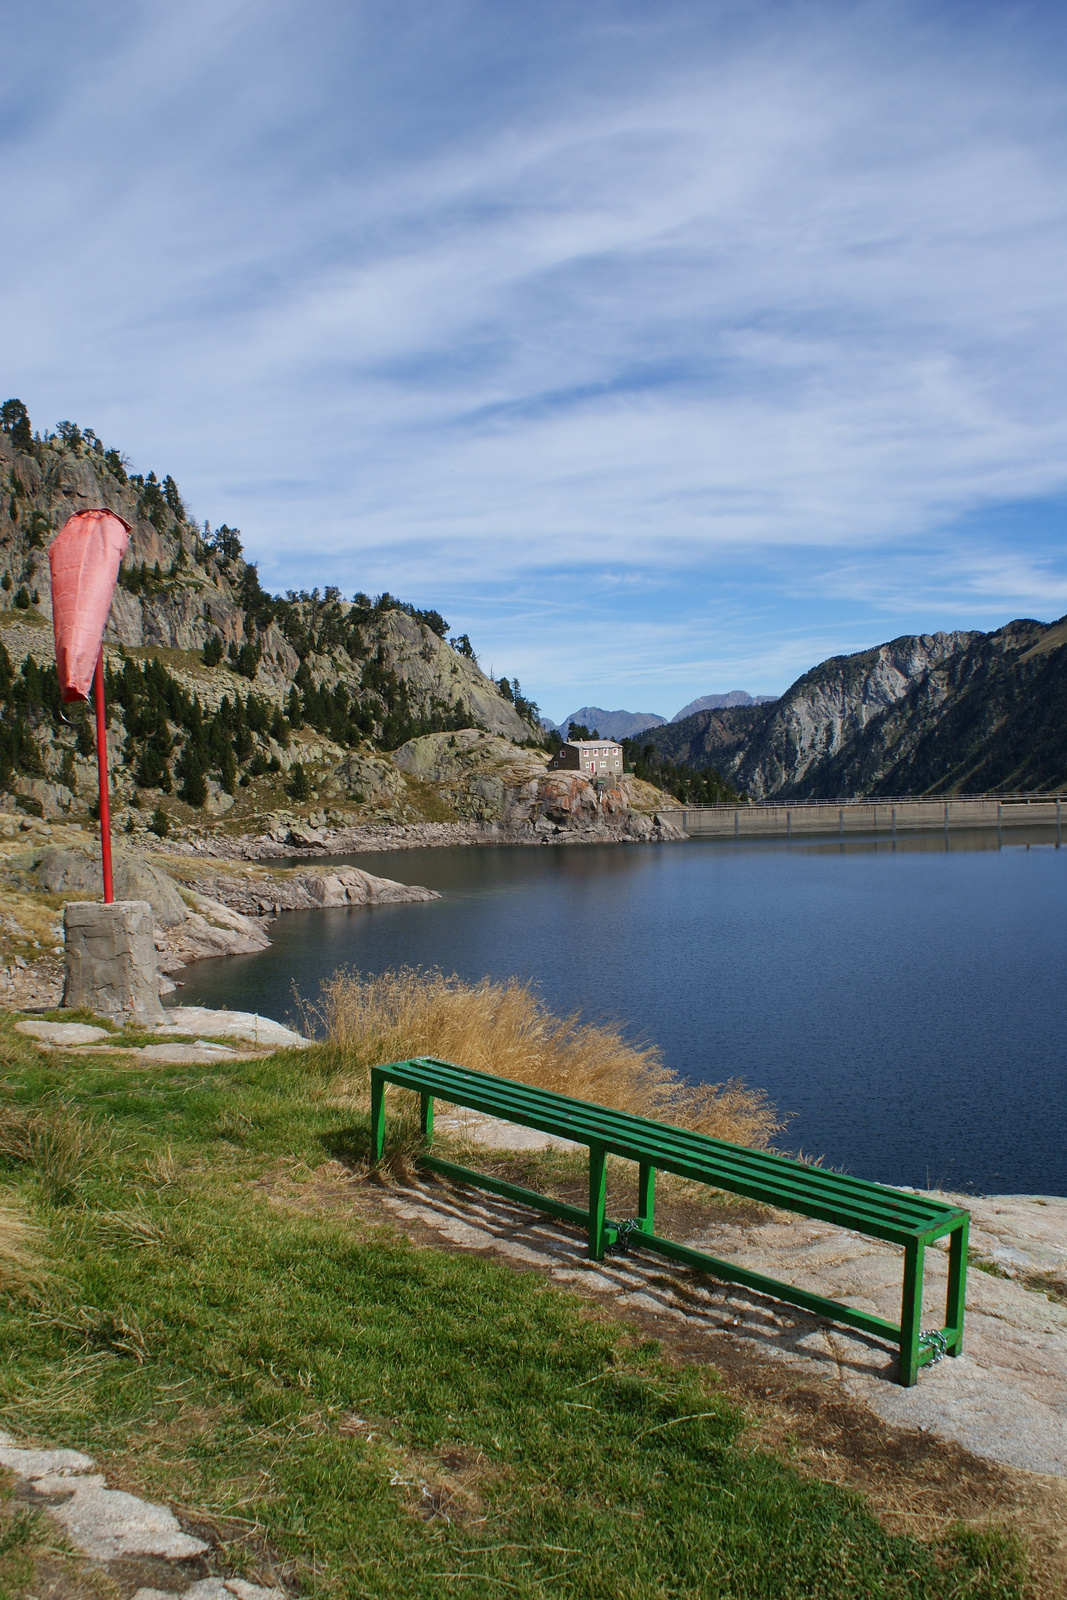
0, 767, 686, 1012
162, 807, 687, 861
0, 824, 442, 1011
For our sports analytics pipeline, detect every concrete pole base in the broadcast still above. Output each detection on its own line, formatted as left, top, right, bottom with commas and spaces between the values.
62, 900, 166, 1024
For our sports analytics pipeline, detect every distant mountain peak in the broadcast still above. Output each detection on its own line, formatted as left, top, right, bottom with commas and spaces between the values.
672, 691, 777, 721
559, 706, 667, 741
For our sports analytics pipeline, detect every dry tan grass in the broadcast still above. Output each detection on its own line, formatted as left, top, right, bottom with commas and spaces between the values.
0, 1200, 46, 1302
321, 967, 781, 1148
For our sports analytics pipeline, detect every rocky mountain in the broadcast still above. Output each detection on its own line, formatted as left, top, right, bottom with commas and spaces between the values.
0, 401, 680, 858
671, 691, 777, 720
0, 402, 548, 828
558, 706, 667, 740
644, 622, 1067, 799
0, 403, 532, 743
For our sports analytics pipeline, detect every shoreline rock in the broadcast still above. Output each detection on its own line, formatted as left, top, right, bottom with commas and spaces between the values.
0, 837, 443, 1011
160, 809, 686, 862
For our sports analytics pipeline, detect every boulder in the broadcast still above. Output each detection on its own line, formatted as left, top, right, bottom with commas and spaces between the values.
287, 823, 326, 847
13, 778, 73, 819
113, 857, 190, 927
301, 866, 437, 907
391, 732, 548, 822
156, 893, 270, 969
536, 772, 601, 826
335, 748, 406, 805
35, 847, 190, 928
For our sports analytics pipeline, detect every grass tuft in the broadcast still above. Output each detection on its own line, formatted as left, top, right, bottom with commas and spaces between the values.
43, 1303, 150, 1364
321, 967, 781, 1147
0, 1102, 114, 1206
937, 1521, 1027, 1596
0, 1201, 46, 1303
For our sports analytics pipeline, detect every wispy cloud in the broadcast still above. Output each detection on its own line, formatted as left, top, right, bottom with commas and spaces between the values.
3, 1, 1067, 717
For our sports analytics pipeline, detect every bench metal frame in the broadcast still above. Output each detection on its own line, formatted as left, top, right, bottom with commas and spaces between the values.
370, 1058, 969, 1386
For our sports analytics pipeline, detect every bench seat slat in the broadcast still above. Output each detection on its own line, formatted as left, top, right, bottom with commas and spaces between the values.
381, 1058, 961, 1237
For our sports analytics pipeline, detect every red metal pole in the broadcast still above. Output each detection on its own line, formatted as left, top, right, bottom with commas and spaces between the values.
93, 649, 114, 904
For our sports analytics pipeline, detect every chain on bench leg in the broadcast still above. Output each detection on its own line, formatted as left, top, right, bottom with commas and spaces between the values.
370, 1072, 386, 1164
637, 1162, 655, 1234
899, 1238, 924, 1386
588, 1142, 608, 1260
420, 1091, 434, 1147
945, 1215, 968, 1356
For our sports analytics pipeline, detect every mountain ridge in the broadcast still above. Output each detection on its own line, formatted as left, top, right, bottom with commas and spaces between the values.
0, 401, 683, 849
552, 691, 778, 739
557, 706, 667, 740
643, 624, 1067, 798
672, 691, 778, 721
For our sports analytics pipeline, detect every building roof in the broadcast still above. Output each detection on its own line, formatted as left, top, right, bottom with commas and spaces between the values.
565, 739, 622, 748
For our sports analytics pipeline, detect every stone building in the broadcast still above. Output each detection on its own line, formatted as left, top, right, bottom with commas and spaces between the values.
546, 739, 623, 783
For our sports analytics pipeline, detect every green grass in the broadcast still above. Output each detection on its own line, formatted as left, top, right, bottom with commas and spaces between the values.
0, 1027, 1025, 1599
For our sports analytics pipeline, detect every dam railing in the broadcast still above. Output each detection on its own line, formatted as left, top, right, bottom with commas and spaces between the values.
673, 794, 1067, 841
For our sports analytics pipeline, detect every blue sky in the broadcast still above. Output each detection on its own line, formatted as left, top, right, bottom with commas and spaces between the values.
4, 1, 1067, 723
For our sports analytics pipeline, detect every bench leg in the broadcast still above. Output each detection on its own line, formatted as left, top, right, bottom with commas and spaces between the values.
946, 1216, 968, 1356
588, 1143, 607, 1260
637, 1162, 655, 1233
370, 1072, 386, 1164
898, 1238, 925, 1386
420, 1091, 434, 1146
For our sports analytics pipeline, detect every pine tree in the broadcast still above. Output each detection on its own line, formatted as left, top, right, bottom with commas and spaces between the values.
176, 743, 207, 806
0, 400, 32, 451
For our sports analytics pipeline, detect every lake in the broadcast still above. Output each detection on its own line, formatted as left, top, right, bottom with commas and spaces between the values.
174, 830, 1067, 1196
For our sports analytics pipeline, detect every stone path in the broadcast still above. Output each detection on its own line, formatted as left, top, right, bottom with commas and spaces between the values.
0, 1432, 283, 1597
15, 1008, 310, 1065
375, 1172, 1067, 1479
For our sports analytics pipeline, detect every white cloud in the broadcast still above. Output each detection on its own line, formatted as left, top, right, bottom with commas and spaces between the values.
4, 1, 1067, 709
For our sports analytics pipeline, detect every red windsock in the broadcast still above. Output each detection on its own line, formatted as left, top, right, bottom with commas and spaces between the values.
49, 509, 131, 701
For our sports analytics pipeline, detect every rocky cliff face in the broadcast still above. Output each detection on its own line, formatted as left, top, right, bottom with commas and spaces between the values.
0, 422, 530, 740
647, 621, 1067, 798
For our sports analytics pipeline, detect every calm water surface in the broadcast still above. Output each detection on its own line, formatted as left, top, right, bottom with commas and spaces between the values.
174, 833, 1067, 1195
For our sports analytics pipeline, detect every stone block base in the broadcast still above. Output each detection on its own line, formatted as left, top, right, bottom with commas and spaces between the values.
63, 900, 166, 1023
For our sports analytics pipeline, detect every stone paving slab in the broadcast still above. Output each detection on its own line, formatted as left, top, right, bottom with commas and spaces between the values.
437, 1108, 580, 1151
0, 1430, 283, 1597
0, 1439, 96, 1476
135, 1582, 285, 1600
39, 1473, 208, 1562
15, 1020, 111, 1045
160, 1007, 309, 1048
13, 1006, 310, 1064
0, 1432, 207, 1561
933, 1192, 1067, 1284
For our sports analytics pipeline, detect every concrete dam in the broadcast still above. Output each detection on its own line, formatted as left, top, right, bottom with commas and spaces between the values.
672, 795, 1067, 842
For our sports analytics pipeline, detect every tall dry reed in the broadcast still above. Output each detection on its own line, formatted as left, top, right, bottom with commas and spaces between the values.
321, 967, 781, 1148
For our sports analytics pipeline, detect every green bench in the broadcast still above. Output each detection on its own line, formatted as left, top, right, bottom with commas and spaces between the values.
370, 1058, 969, 1386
